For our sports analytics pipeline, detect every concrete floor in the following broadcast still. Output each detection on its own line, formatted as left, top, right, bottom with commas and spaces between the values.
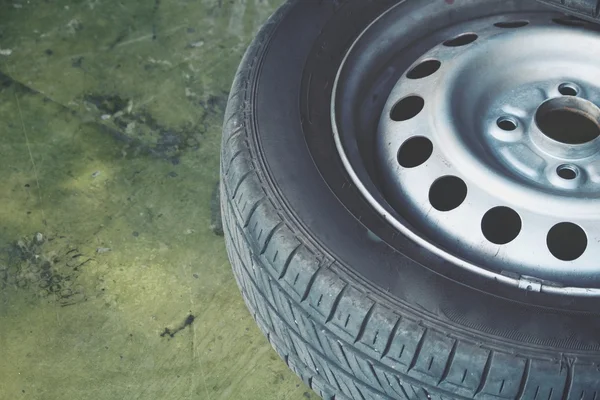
0, 0, 316, 398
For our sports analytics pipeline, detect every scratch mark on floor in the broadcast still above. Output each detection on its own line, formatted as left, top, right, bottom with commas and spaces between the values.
183, 262, 210, 400
11, 65, 47, 227
115, 25, 186, 48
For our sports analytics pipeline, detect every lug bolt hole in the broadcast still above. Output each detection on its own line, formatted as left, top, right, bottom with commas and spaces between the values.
497, 117, 518, 131
557, 165, 579, 180
559, 83, 578, 96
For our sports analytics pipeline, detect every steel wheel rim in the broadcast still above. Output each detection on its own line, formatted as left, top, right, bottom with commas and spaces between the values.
331, 3, 600, 296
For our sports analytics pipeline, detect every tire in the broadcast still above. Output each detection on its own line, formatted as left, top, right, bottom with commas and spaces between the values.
220, 1, 600, 398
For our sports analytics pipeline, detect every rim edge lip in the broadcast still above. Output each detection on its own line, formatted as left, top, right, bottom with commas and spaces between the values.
329, 7, 600, 297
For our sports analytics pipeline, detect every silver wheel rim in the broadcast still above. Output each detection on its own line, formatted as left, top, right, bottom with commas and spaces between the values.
332, 9, 600, 296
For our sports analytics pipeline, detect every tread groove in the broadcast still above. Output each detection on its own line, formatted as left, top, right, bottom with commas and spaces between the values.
223, 106, 242, 126
278, 244, 301, 279
232, 170, 253, 199
408, 327, 428, 372
309, 319, 326, 354
368, 362, 384, 391
354, 386, 366, 400
260, 222, 284, 254
474, 350, 494, 395
515, 358, 530, 400
224, 124, 244, 148
326, 284, 348, 323
301, 266, 323, 302
395, 375, 412, 400
328, 363, 345, 392
337, 342, 353, 375
411, 385, 422, 399
561, 362, 573, 400
438, 339, 458, 385
243, 198, 266, 227
225, 149, 244, 175
381, 317, 401, 360
307, 350, 321, 376
354, 303, 375, 344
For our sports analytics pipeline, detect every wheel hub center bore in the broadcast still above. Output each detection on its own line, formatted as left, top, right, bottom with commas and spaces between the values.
531, 96, 600, 160
535, 97, 600, 145
375, 15, 600, 285
530, 95, 600, 160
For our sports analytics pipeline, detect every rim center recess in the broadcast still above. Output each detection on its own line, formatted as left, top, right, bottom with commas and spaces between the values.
535, 96, 600, 145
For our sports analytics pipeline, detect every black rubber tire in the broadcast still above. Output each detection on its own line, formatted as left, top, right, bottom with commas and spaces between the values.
220, 1, 600, 398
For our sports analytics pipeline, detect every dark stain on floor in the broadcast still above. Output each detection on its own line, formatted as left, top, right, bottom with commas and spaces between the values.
83, 93, 204, 165
160, 314, 195, 338
0, 233, 90, 306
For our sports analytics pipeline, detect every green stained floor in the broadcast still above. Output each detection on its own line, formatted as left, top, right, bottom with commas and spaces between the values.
0, 0, 315, 398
